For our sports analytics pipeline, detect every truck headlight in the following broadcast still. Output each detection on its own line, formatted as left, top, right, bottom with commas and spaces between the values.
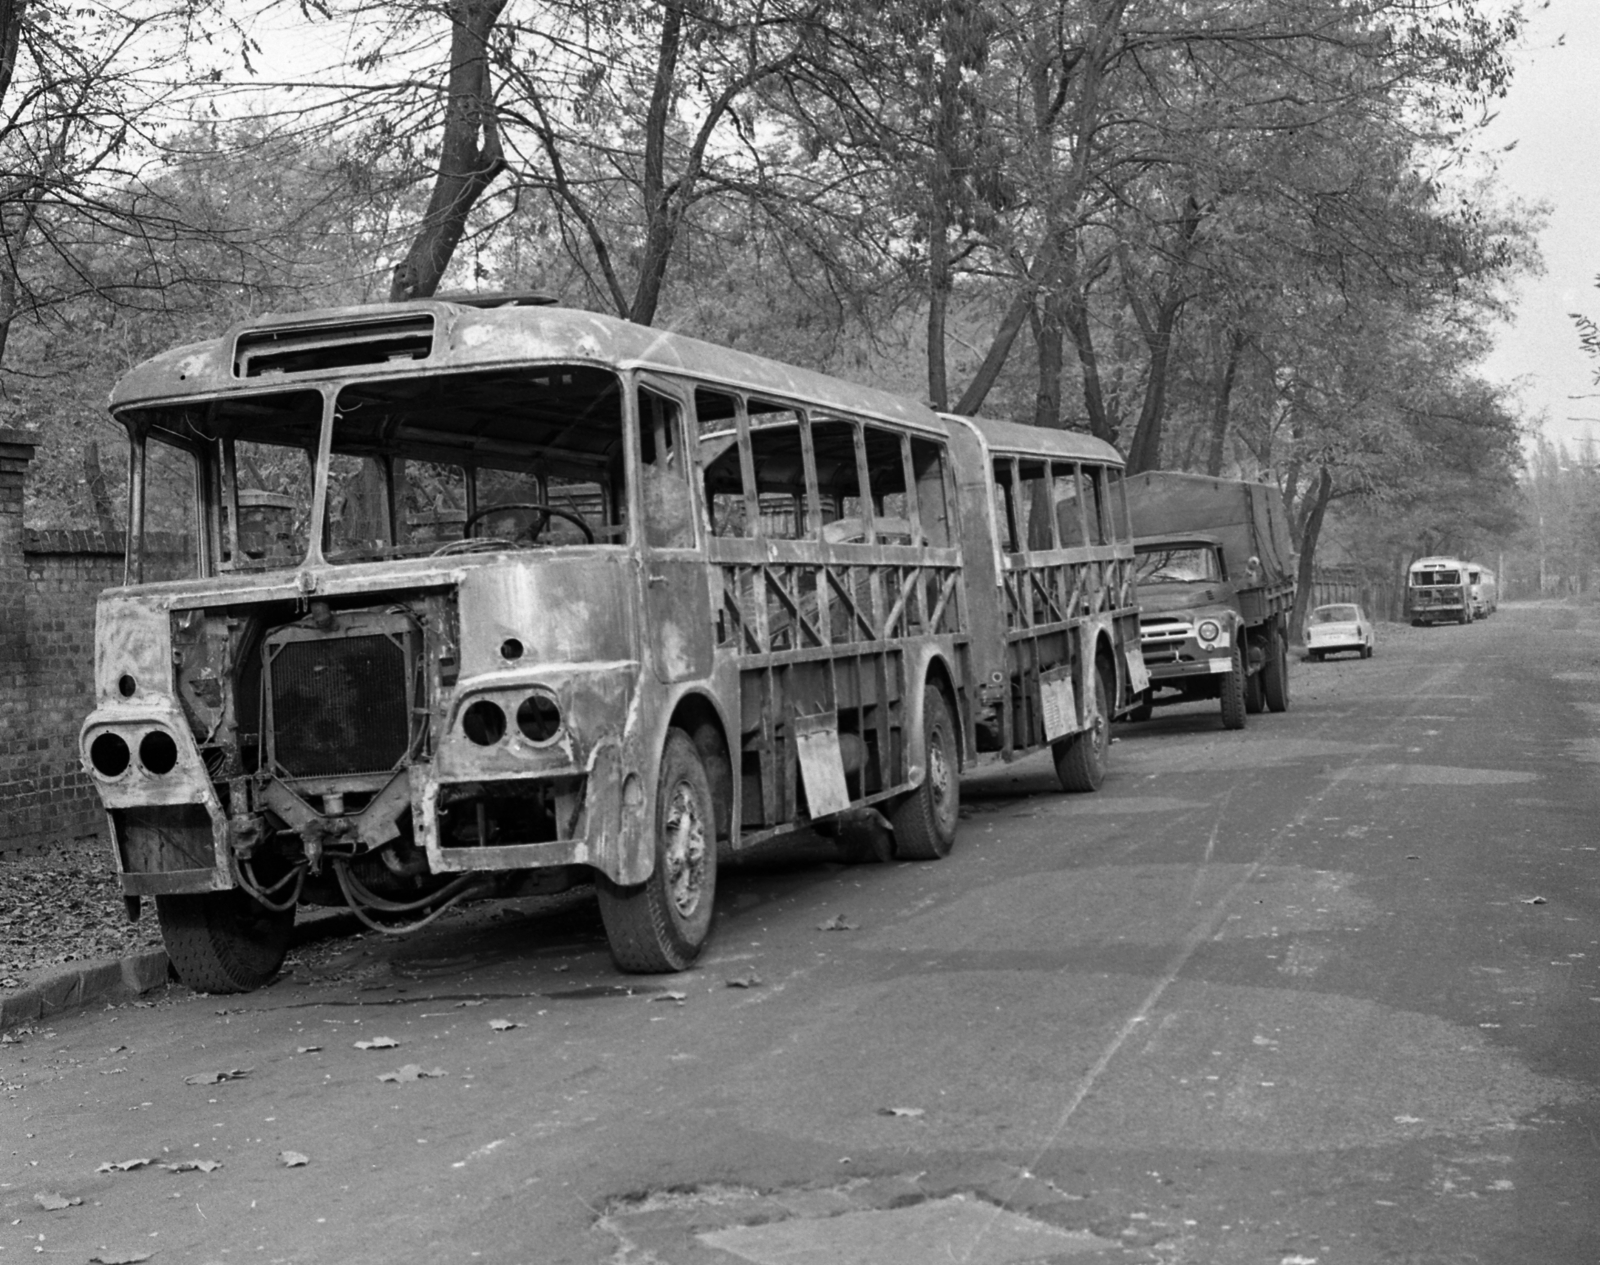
1197, 619, 1221, 643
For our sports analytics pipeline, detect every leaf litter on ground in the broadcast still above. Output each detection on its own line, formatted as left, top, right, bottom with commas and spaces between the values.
90, 1252, 153, 1264
278, 1151, 309, 1168
0, 840, 163, 988
488, 1019, 521, 1031
183, 1068, 252, 1085
33, 1192, 82, 1210
816, 914, 859, 931
378, 1064, 446, 1083
353, 1036, 400, 1050
724, 973, 762, 989
95, 1159, 152, 1173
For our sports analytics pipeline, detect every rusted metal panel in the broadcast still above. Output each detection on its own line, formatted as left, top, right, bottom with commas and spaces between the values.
793, 712, 852, 819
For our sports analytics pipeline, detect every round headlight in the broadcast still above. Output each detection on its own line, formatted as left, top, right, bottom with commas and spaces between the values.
516, 691, 562, 744
1197, 619, 1221, 642
90, 732, 131, 778
462, 699, 508, 746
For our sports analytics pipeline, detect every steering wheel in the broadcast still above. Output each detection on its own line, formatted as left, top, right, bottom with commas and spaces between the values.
461, 501, 594, 545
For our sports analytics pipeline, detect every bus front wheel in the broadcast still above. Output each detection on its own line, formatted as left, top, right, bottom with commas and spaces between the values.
156, 888, 294, 994
598, 729, 717, 972
892, 687, 959, 860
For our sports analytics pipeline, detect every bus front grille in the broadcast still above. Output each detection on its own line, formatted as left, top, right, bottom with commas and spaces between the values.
267, 634, 411, 778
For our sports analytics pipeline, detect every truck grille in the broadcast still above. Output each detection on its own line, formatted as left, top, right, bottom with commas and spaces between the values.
267, 634, 411, 778
1138, 616, 1191, 666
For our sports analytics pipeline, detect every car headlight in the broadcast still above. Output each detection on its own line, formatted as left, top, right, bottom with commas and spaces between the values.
1197, 619, 1221, 642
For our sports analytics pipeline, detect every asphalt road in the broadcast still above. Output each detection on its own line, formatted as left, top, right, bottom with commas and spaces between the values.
4, 601, 1598, 1265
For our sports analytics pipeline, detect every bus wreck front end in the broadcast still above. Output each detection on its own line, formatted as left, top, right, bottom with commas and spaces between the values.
79, 300, 674, 991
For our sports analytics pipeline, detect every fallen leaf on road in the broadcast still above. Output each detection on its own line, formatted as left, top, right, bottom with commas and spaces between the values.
89, 1252, 152, 1264
278, 1151, 309, 1168
295, 1045, 322, 1054
183, 1068, 252, 1085
724, 974, 762, 989
455, 999, 486, 1007
95, 1159, 151, 1173
353, 1037, 400, 1050
878, 1106, 925, 1118
1521, 896, 1547, 905
488, 1019, 521, 1031
816, 914, 859, 931
653, 991, 687, 1003
378, 1064, 446, 1083
161, 1160, 222, 1173
32, 1192, 82, 1210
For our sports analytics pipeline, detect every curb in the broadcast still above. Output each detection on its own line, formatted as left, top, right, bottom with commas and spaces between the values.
0, 948, 170, 1033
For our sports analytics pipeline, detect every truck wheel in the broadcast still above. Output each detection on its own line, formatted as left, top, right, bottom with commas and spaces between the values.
1053, 661, 1113, 793
1263, 624, 1290, 713
1245, 663, 1266, 714
892, 686, 959, 860
598, 729, 717, 972
1219, 644, 1247, 731
156, 889, 294, 994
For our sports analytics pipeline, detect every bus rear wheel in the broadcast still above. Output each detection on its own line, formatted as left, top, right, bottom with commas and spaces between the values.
1054, 661, 1112, 792
598, 729, 718, 972
156, 888, 294, 994
892, 687, 959, 860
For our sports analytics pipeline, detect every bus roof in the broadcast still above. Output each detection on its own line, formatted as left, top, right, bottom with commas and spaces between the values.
940, 413, 1124, 466
109, 298, 949, 437
1410, 556, 1468, 571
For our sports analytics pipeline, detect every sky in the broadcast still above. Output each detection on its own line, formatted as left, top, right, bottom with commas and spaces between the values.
1476, 0, 1600, 455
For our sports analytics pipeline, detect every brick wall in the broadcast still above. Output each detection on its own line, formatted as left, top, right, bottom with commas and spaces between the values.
0, 430, 125, 859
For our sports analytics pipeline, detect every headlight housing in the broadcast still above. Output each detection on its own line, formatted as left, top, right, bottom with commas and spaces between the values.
1197, 619, 1221, 643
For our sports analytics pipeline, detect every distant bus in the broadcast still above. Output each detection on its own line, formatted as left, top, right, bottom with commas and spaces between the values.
1468, 565, 1497, 618
1407, 556, 1472, 625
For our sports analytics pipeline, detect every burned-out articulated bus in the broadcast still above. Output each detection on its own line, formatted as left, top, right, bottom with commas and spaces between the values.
80, 295, 1144, 992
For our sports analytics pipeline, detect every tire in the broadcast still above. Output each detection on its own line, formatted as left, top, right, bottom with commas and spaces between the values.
1262, 623, 1290, 713
1245, 668, 1265, 714
156, 888, 295, 994
892, 686, 959, 860
1219, 643, 1247, 731
835, 815, 894, 864
1054, 661, 1113, 793
1310, 650, 1324, 662
598, 729, 718, 972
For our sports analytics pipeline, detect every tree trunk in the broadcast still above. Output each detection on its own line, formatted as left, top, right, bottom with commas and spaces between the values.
1032, 277, 1066, 429
1204, 328, 1245, 476
389, 0, 508, 301
1290, 465, 1333, 640
1123, 295, 1182, 473
83, 441, 118, 534
952, 288, 1031, 416
926, 198, 951, 410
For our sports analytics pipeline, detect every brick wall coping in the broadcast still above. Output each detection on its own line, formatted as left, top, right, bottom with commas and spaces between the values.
22, 529, 189, 557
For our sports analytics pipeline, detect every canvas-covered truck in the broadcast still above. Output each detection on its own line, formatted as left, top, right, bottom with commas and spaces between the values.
1123, 472, 1297, 730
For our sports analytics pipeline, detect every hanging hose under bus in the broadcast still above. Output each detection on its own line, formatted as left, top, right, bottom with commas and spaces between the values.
331, 857, 487, 935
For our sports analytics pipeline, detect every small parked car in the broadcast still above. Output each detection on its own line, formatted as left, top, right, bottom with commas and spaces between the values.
1305, 602, 1375, 660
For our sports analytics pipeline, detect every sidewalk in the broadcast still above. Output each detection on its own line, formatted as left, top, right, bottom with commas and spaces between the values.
0, 908, 365, 1033
0, 946, 170, 1032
